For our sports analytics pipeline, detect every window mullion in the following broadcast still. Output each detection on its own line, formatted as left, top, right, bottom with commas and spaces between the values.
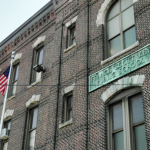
122, 99, 127, 150
129, 98, 136, 150
110, 106, 113, 150
125, 97, 132, 150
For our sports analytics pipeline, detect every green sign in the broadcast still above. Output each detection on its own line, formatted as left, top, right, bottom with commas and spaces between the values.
89, 44, 150, 92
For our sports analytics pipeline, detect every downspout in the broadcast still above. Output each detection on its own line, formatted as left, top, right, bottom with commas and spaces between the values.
22, 109, 28, 150
54, 22, 63, 150
86, 0, 90, 150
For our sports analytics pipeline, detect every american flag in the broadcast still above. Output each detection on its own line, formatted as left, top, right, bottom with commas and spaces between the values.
0, 66, 10, 96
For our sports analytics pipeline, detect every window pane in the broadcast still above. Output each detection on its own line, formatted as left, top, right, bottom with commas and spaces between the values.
72, 38, 75, 44
71, 27, 75, 38
7, 121, 11, 130
12, 81, 17, 95
67, 95, 72, 109
134, 124, 147, 150
73, 29, 76, 37
109, 35, 122, 56
69, 26, 76, 46
15, 65, 19, 81
122, 6, 135, 30
108, 1, 119, 20
29, 130, 36, 150
130, 93, 144, 124
69, 110, 72, 120
5, 121, 11, 129
3, 142, 8, 150
124, 26, 136, 48
5, 121, 11, 135
38, 49, 43, 65
112, 102, 123, 131
114, 131, 124, 150
108, 16, 120, 39
121, 0, 133, 11
31, 108, 38, 129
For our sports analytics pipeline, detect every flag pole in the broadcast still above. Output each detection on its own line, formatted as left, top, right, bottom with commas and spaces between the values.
0, 51, 15, 136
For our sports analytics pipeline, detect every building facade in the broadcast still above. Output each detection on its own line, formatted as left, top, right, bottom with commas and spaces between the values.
0, 0, 150, 149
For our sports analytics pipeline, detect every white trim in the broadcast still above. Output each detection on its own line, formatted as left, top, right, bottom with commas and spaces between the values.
7, 95, 15, 102
65, 16, 78, 27
62, 83, 75, 95
32, 35, 46, 49
59, 118, 73, 128
26, 94, 41, 108
96, 0, 113, 26
64, 43, 76, 53
101, 75, 145, 102
101, 41, 139, 65
4, 109, 14, 121
133, 0, 138, 3
27, 79, 41, 89
13, 53, 22, 65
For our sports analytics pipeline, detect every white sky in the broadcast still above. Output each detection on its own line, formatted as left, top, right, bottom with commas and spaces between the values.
0, 0, 51, 42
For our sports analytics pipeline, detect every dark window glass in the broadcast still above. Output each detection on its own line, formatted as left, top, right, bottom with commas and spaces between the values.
31, 47, 44, 84
112, 102, 123, 131
122, 6, 135, 30
14, 65, 19, 81
28, 107, 38, 150
134, 124, 147, 150
4, 120, 11, 136
30, 107, 38, 129
111, 102, 124, 150
114, 131, 124, 150
38, 49, 43, 65
124, 27, 136, 49
66, 95, 73, 121
8, 64, 19, 97
68, 25, 76, 47
129, 93, 147, 150
130, 93, 144, 124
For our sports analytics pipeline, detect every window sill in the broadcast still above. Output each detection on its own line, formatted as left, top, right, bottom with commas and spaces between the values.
59, 118, 73, 129
64, 43, 76, 53
101, 41, 139, 65
27, 79, 41, 89
7, 95, 15, 102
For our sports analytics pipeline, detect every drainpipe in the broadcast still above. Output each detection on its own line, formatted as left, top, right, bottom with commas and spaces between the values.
86, 0, 90, 150
54, 22, 63, 150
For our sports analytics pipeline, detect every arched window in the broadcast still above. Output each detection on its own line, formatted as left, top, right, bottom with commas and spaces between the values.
106, 0, 136, 58
107, 88, 147, 150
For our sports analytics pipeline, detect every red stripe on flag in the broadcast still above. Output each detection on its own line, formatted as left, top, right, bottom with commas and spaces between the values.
0, 80, 8, 88
0, 75, 8, 96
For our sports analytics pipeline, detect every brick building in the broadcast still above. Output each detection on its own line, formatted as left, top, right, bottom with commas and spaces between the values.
0, 0, 150, 149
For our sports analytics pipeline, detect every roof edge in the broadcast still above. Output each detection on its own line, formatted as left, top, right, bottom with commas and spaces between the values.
0, 0, 53, 46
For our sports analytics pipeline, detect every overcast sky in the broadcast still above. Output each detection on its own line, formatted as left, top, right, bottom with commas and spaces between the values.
0, 0, 51, 42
